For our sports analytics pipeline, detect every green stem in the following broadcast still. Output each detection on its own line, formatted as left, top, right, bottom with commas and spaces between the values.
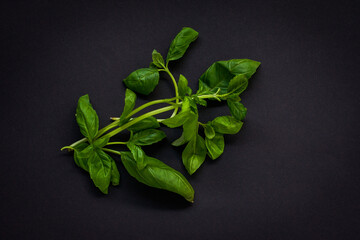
102, 148, 122, 156
106, 142, 127, 146
101, 105, 177, 139
70, 137, 88, 148
164, 68, 179, 117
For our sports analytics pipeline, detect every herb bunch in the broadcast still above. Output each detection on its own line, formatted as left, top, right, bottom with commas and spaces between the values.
62, 27, 260, 202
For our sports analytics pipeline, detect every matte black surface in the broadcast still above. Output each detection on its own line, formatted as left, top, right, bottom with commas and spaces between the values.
1, 0, 359, 239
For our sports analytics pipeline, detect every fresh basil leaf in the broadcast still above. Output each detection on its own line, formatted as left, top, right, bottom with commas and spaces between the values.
197, 59, 260, 95
193, 96, 207, 106
182, 96, 198, 114
227, 74, 248, 95
127, 142, 146, 170
171, 132, 187, 146
127, 116, 160, 132
123, 68, 160, 95
166, 27, 199, 63
152, 49, 165, 68
227, 100, 247, 121
93, 137, 109, 148
211, 116, 243, 134
182, 112, 198, 141
88, 148, 112, 194
182, 134, 206, 175
178, 74, 192, 97
205, 133, 225, 160
130, 129, 166, 146
110, 159, 120, 186
73, 143, 91, 172
161, 111, 191, 128
76, 94, 99, 142
119, 88, 136, 123
121, 151, 195, 202
204, 124, 215, 139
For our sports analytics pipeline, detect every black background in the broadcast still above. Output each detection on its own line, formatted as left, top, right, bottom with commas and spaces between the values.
1, 0, 359, 239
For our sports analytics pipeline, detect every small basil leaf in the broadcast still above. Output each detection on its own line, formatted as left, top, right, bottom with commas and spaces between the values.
110, 159, 120, 186
178, 74, 192, 97
171, 132, 187, 146
123, 68, 160, 95
205, 133, 225, 160
120, 152, 195, 202
227, 74, 248, 95
227, 100, 247, 121
161, 111, 191, 128
119, 88, 136, 123
183, 112, 198, 141
193, 96, 207, 106
166, 27, 198, 63
76, 94, 99, 142
182, 96, 198, 114
88, 148, 112, 194
152, 49, 165, 68
126, 142, 146, 170
204, 125, 215, 139
130, 129, 166, 146
73, 143, 91, 172
197, 59, 260, 95
127, 116, 160, 132
93, 137, 109, 148
211, 116, 243, 134
182, 134, 206, 175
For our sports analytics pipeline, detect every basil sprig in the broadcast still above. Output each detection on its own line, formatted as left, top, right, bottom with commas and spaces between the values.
62, 27, 260, 202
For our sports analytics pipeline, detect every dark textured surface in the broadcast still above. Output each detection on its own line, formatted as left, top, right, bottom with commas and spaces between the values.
1, 0, 359, 239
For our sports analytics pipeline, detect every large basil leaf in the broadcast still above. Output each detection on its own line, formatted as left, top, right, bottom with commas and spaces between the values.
127, 116, 160, 132
121, 151, 195, 202
178, 74, 192, 97
123, 68, 159, 95
205, 133, 225, 160
76, 94, 99, 142
166, 27, 199, 63
227, 100, 247, 121
119, 88, 136, 123
130, 129, 166, 146
88, 148, 113, 194
211, 116, 243, 134
151, 49, 165, 68
182, 134, 206, 175
198, 59, 260, 95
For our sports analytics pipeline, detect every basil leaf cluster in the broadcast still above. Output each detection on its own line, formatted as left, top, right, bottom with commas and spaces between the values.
62, 27, 260, 203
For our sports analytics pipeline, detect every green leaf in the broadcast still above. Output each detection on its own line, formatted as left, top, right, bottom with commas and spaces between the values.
123, 68, 160, 95
127, 142, 146, 170
152, 49, 165, 68
73, 142, 91, 172
88, 148, 112, 194
182, 112, 198, 141
171, 132, 187, 146
227, 100, 247, 121
227, 74, 248, 95
76, 95, 99, 142
204, 124, 215, 139
127, 116, 160, 132
161, 111, 191, 128
193, 96, 207, 106
93, 137, 109, 148
198, 59, 260, 95
119, 89, 136, 123
182, 134, 206, 175
205, 133, 225, 160
178, 74, 192, 97
211, 116, 243, 134
130, 129, 166, 146
166, 27, 199, 63
121, 152, 195, 202
110, 159, 120, 186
